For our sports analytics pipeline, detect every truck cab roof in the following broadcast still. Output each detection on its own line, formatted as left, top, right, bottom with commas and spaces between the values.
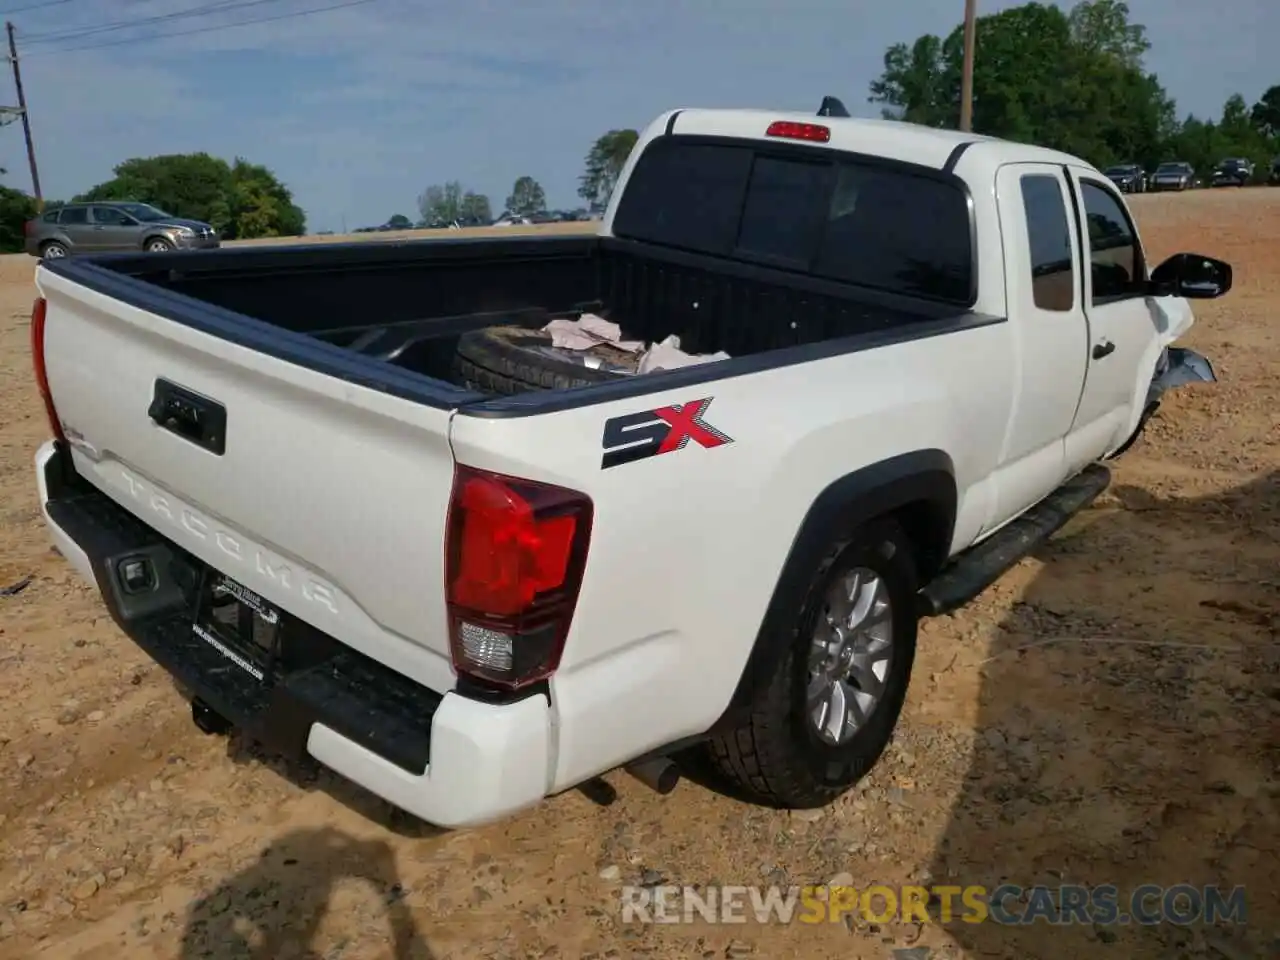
659, 107, 1095, 179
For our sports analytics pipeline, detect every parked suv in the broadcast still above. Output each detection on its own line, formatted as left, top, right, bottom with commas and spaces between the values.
1210, 158, 1254, 188
25, 201, 220, 259
1103, 163, 1146, 193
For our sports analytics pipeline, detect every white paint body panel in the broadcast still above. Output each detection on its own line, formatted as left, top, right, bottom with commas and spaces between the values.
36, 269, 459, 696
35, 108, 1203, 827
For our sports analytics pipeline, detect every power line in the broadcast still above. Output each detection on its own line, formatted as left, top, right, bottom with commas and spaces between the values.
24, 0, 377, 57
24, 0, 292, 47
0, 0, 83, 15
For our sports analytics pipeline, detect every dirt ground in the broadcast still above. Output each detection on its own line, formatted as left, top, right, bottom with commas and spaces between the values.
0, 193, 1277, 960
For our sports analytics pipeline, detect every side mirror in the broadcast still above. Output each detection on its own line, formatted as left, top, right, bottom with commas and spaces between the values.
1149, 252, 1232, 299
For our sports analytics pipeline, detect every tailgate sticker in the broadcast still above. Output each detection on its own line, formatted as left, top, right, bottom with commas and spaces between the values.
192, 623, 266, 681
213, 576, 280, 625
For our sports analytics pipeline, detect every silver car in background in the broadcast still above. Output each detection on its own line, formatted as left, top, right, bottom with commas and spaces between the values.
1149, 161, 1196, 192
24, 201, 221, 259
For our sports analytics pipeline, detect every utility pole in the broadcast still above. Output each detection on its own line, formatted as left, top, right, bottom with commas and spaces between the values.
6, 21, 42, 210
959, 0, 977, 132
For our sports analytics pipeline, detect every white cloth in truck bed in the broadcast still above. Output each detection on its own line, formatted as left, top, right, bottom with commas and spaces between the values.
541, 314, 730, 374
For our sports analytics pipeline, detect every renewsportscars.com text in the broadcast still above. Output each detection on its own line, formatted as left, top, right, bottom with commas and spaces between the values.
620, 883, 1248, 926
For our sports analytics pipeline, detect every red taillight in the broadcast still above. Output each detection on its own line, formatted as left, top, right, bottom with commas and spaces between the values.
445, 465, 592, 690
30, 297, 65, 443
766, 121, 831, 143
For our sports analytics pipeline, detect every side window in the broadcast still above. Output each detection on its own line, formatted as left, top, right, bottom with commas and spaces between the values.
1019, 174, 1075, 311
1079, 180, 1141, 302
41, 210, 59, 223
91, 206, 130, 225
59, 206, 89, 225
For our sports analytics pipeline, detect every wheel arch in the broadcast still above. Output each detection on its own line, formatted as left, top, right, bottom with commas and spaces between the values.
709, 449, 957, 734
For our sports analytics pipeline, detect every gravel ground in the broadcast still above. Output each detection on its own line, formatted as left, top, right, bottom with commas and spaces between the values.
0, 190, 1277, 960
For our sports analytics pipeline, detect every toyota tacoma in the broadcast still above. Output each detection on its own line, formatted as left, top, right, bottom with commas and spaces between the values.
31, 99, 1228, 828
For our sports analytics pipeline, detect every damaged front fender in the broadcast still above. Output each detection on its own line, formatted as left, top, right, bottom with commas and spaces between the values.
1146, 346, 1217, 408
1110, 346, 1217, 460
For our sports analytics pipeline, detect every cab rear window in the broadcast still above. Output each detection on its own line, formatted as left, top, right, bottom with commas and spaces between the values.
613, 137, 974, 305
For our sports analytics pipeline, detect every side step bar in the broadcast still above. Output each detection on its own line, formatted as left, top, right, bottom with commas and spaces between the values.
918, 463, 1111, 616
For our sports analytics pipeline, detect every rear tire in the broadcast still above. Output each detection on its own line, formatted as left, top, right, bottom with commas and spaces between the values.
707, 518, 919, 809
39, 241, 68, 259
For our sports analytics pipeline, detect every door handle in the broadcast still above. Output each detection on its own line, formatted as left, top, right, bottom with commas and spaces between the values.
1092, 340, 1116, 360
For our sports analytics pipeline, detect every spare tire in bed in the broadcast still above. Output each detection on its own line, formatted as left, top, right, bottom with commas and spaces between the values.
452, 325, 640, 395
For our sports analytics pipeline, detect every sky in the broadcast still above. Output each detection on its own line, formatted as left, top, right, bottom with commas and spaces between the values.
5, 0, 1274, 233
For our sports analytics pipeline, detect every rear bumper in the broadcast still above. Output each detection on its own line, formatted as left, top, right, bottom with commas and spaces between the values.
35, 440, 551, 828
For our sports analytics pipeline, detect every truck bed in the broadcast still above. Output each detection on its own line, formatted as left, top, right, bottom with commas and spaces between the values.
43, 234, 988, 413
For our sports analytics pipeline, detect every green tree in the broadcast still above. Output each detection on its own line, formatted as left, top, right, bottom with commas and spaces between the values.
1250, 85, 1280, 139
1164, 114, 1215, 169
505, 176, 547, 217
75, 153, 303, 239
1165, 93, 1277, 179
868, 34, 954, 125
867, 0, 1175, 169
0, 183, 37, 253
230, 158, 305, 237
1066, 0, 1149, 67
459, 191, 492, 223
386, 213, 413, 229
578, 129, 638, 211
1220, 93, 1252, 136
417, 181, 464, 224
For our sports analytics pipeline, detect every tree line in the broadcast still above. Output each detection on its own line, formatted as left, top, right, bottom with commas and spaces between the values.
410, 175, 552, 227
871, 0, 1279, 175
414, 1, 1280, 232
0, 152, 305, 253
408, 128, 640, 228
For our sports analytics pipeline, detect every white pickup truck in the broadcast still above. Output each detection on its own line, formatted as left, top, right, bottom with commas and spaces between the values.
32, 98, 1228, 828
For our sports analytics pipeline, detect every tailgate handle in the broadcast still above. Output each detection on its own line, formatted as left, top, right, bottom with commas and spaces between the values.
148, 379, 226, 456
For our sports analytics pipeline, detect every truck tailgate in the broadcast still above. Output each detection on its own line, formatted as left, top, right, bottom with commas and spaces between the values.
36, 269, 460, 693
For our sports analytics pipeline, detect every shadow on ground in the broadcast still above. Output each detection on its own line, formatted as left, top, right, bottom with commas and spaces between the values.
179, 826, 435, 959
223, 733, 446, 841
927, 471, 1279, 958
